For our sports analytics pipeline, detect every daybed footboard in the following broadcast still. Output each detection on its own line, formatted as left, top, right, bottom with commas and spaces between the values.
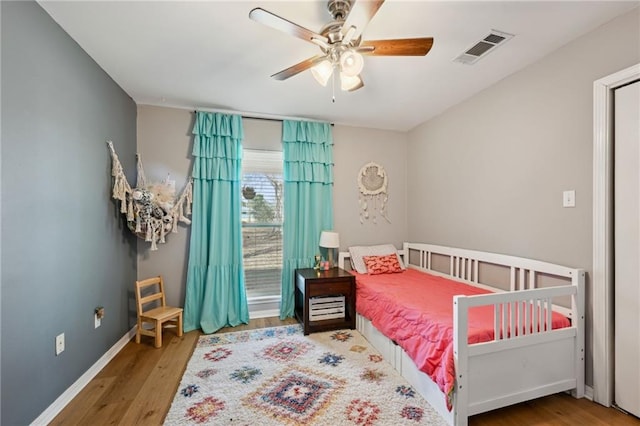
454, 283, 585, 423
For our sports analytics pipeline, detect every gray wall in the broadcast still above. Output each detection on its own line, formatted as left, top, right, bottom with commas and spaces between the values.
406, 8, 640, 388
136, 106, 408, 307
1, 2, 137, 424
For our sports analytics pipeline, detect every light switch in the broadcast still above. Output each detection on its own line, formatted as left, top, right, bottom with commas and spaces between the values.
563, 190, 576, 208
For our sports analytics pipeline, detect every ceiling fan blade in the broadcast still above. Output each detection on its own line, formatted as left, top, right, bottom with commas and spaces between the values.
359, 38, 434, 56
249, 8, 328, 45
341, 0, 385, 40
271, 55, 326, 81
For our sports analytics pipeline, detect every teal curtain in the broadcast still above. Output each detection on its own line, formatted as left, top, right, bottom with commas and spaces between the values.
183, 111, 249, 334
280, 120, 334, 319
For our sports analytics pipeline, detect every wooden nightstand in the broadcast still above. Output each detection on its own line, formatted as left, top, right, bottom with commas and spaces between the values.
294, 268, 356, 335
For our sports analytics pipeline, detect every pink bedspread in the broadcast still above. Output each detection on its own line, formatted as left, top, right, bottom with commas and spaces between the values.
354, 268, 571, 408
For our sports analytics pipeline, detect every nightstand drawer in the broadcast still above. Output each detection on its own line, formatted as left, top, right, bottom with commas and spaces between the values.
308, 281, 352, 297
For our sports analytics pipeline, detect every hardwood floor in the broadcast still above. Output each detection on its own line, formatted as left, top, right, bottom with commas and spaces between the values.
52, 318, 639, 425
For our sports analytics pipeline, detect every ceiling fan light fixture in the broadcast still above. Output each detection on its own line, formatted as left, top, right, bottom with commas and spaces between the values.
311, 60, 334, 86
340, 73, 363, 92
339, 49, 364, 77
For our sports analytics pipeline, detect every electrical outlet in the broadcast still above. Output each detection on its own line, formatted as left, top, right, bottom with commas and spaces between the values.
55, 333, 65, 355
94, 313, 101, 328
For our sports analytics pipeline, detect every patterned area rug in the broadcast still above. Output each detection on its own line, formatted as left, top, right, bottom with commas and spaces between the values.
164, 325, 447, 425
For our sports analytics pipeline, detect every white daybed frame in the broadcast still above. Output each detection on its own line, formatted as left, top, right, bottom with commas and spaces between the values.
339, 242, 585, 426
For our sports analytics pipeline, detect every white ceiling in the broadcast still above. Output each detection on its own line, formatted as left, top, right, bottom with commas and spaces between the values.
39, 1, 637, 131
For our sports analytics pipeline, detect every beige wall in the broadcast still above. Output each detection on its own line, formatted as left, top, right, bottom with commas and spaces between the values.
136, 106, 408, 307
136, 106, 193, 309
406, 8, 640, 387
333, 125, 408, 250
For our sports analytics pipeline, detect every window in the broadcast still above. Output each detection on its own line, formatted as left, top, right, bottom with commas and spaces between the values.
241, 150, 283, 299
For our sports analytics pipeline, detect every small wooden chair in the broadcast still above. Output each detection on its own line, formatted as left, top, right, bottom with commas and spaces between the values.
134, 276, 183, 348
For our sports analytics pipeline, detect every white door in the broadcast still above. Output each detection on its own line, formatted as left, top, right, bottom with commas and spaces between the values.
614, 80, 640, 418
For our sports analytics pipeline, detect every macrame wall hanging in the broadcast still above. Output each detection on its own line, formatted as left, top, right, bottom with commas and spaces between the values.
107, 141, 193, 251
358, 161, 390, 224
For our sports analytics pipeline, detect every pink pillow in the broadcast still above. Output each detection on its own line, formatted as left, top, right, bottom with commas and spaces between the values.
363, 254, 403, 275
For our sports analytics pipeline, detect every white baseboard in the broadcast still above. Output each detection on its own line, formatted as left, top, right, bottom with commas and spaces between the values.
249, 308, 281, 319
31, 326, 137, 425
248, 296, 280, 319
585, 385, 594, 401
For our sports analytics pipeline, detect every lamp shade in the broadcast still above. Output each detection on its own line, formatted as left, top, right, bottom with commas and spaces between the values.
340, 49, 364, 77
340, 73, 363, 92
311, 60, 333, 87
319, 231, 340, 248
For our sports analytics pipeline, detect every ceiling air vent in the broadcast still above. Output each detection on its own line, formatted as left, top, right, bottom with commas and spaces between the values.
454, 30, 514, 65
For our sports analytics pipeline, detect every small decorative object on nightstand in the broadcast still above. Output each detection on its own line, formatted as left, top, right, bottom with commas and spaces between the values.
294, 267, 356, 335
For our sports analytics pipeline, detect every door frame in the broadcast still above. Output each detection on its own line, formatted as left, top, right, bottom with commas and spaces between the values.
592, 63, 640, 406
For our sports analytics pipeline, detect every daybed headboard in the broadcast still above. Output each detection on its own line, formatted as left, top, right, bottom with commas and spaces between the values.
339, 242, 585, 319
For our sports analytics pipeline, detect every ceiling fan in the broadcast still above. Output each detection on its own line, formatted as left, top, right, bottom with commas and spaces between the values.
249, 0, 433, 92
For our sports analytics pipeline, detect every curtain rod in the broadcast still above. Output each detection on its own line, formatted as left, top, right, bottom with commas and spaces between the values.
241, 116, 334, 126
232, 115, 282, 123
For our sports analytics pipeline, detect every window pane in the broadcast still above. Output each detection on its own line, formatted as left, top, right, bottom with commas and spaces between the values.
242, 150, 283, 299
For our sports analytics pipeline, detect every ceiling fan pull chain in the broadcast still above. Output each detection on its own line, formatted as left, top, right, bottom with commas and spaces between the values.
332, 68, 336, 103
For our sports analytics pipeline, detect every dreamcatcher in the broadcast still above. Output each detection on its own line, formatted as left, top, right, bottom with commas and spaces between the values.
357, 162, 390, 224
107, 141, 193, 250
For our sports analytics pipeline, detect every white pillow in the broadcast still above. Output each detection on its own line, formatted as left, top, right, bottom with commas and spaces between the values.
348, 244, 406, 274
